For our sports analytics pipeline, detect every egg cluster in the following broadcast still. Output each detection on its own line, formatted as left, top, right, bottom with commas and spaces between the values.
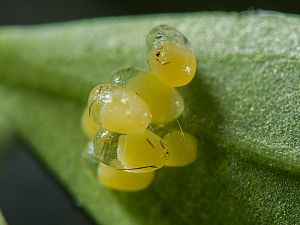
82, 25, 197, 191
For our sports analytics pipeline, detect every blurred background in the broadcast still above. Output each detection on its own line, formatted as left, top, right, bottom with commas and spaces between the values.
0, 1, 298, 225
0, 0, 300, 25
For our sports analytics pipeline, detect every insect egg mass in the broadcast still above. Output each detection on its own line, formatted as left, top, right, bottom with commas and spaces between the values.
82, 24, 198, 191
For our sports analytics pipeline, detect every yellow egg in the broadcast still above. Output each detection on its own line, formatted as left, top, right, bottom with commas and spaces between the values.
81, 107, 100, 140
126, 71, 184, 124
88, 84, 115, 124
98, 163, 154, 191
148, 42, 196, 87
117, 130, 167, 172
163, 130, 197, 167
88, 84, 152, 134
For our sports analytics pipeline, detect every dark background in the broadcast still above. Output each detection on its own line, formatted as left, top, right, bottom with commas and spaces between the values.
0, 1, 298, 225
0, 0, 300, 25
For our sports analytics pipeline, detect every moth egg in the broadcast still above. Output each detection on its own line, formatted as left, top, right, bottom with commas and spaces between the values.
88, 84, 152, 134
146, 25, 196, 87
148, 43, 196, 87
98, 163, 154, 191
163, 130, 197, 167
88, 84, 115, 124
117, 129, 167, 172
81, 107, 100, 140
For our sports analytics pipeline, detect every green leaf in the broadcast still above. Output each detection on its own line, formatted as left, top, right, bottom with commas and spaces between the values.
0, 210, 8, 225
0, 11, 299, 225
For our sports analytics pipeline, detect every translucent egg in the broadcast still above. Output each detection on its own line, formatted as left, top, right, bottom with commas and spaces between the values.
98, 163, 154, 191
82, 142, 101, 177
93, 129, 167, 173
118, 129, 167, 172
88, 84, 152, 134
88, 84, 116, 124
81, 107, 100, 140
111, 68, 184, 124
93, 129, 120, 168
146, 25, 196, 87
163, 130, 197, 167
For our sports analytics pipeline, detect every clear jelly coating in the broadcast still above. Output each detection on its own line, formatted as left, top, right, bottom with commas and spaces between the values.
146, 25, 191, 51
82, 142, 101, 177
93, 129, 121, 168
88, 84, 152, 134
146, 25, 196, 87
111, 68, 184, 124
98, 162, 154, 191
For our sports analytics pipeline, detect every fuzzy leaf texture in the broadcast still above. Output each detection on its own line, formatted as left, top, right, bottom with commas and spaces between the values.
0, 11, 299, 225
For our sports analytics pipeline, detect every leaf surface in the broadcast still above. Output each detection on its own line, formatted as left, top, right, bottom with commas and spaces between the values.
0, 12, 299, 225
